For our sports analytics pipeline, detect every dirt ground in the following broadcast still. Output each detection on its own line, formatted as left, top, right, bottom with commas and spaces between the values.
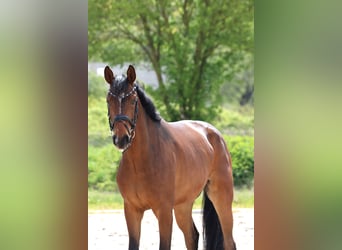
88, 208, 254, 250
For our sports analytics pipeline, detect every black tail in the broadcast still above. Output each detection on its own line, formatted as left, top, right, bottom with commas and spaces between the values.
203, 191, 224, 250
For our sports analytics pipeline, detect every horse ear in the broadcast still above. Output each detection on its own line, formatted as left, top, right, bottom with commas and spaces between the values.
104, 66, 114, 84
127, 65, 136, 85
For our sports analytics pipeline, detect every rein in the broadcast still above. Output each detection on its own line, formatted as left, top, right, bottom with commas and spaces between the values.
108, 85, 139, 152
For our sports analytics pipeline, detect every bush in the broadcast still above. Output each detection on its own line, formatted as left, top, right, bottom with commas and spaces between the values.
224, 135, 254, 187
88, 144, 121, 191
213, 107, 254, 136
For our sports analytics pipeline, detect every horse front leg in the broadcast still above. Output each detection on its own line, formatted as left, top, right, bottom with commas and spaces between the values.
153, 207, 173, 250
124, 202, 144, 250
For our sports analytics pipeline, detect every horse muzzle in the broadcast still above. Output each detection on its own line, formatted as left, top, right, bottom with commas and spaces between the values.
113, 134, 131, 151
111, 114, 137, 152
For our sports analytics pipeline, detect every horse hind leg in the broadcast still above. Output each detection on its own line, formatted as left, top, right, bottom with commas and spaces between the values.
174, 202, 199, 250
205, 178, 236, 250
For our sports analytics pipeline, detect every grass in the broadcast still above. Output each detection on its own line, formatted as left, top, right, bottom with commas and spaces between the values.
88, 187, 254, 211
88, 190, 124, 210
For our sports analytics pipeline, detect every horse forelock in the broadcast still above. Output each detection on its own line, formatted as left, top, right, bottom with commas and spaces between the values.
109, 74, 129, 96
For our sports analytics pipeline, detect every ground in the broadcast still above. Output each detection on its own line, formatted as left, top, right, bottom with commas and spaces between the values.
88, 208, 254, 250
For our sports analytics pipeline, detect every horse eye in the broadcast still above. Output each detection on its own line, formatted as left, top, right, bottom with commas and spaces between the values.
130, 99, 136, 105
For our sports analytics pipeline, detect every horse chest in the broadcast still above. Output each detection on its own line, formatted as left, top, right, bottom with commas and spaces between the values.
116, 161, 174, 207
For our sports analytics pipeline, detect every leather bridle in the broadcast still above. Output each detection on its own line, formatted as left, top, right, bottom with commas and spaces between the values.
108, 85, 139, 151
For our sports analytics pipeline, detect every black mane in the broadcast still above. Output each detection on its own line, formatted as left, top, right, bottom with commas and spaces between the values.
136, 85, 161, 122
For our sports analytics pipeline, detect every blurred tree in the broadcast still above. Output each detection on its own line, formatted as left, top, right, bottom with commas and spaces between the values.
89, 0, 254, 121
220, 53, 254, 106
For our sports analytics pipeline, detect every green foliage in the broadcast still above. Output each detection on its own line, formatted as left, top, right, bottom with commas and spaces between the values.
220, 54, 254, 106
88, 144, 121, 191
88, 71, 107, 98
88, 0, 254, 121
213, 106, 254, 136
225, 135, 254, 187
88, 86, 122, 191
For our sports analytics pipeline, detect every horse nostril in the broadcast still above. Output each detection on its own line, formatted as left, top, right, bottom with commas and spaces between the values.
122, 135, 129, 145
113, 135, 118, 145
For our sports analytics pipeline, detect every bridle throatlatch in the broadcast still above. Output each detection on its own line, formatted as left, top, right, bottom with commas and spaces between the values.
108, 85, 138, 152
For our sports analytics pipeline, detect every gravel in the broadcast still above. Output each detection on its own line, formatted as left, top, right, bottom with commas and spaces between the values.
88, 208, 254, 250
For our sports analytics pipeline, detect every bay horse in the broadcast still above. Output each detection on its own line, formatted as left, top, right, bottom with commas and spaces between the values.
104, 65, 236, 250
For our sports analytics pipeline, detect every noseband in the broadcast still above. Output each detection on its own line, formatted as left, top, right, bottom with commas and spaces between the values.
108, 85, 138, 151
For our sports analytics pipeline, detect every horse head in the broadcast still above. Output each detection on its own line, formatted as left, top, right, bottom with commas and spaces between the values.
104, 65, 139, 152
